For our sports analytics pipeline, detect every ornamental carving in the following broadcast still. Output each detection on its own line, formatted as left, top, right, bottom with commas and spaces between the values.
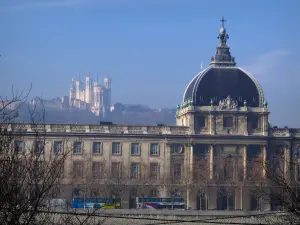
109, 126, 124, 133
218, 96, 238, 110
128, 126, 143, 134
147, 126, 161, 134
11, 124, 28, 132
271, 129, 290, 137
70, 125, 85, 132
89, 125, 107, 133
50, 124, 66, 132
170, 127, 189, 135
293, 129, 300, 137
31, 124, 46, 132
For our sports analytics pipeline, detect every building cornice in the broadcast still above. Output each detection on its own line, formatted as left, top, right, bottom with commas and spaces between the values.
4, 123, 300, 139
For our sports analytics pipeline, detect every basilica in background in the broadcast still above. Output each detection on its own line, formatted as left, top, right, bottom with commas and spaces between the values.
69, 76, 111, 118
13, 18, 300, 210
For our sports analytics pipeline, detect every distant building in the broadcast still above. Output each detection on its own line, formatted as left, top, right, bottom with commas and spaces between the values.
69, 75, 111, 119
31, 97, 63, 108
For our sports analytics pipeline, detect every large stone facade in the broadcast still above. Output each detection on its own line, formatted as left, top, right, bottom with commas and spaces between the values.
8, 18, 300, 211
9, 122, 300, 210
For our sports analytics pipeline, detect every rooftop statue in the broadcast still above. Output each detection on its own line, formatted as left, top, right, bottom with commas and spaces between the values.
218, 96, 238, 110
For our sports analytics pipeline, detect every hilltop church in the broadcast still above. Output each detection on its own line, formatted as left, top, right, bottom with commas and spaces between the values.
69, 76, 111, 118
12, 18, 300, 210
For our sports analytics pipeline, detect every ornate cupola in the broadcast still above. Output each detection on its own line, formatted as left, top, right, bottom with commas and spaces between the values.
176, 17, 269, 137
210, 17, 236, 67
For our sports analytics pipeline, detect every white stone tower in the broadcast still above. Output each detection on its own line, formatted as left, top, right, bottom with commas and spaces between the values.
85, 75, 93, 104
69, 78, 76, 106
102, 77, 111, 119
92, 79, 101, 116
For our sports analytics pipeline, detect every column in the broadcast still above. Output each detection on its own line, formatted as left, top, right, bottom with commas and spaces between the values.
209, 145, 214, 179
210, 114, 216, 135
187, 144, 196, 209
262, 114, 268, 136
262, 145, 267, 178
189, 144, 194, 182
243, 145, 247, 180
284, 145, 291, 178
242, 186, 251, 210
207, 186, 217, 210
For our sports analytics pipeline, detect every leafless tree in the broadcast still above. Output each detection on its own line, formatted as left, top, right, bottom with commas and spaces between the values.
0, 91, 107, 224
103, 161, 128, 205
192, 154, 210, 210
254, 147, 300, 224
214, 155, 242, 210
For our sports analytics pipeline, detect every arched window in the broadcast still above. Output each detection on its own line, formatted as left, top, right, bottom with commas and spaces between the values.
130, 188, 137, 198
150, 189, 158, 197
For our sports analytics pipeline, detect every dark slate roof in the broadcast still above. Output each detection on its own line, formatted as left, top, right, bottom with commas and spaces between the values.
182, 66, 264, 107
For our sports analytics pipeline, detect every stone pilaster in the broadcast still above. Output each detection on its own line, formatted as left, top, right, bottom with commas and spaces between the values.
209, 145, 214, 179
262, 114, 269, 136
284, 145, 291, 178
262, 145, 267, 178
207, 186, 217, 210
242, 187, 250, 210
210, 114, 216, 135
188, 189, 197, 210
243, 116, 248, 136
243, 145, 247, 180
189, 144, 194, 183
186, 144, 194, 209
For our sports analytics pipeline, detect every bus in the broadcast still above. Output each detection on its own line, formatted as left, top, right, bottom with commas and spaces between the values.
136, 197, 185, 209
72, 197, 121, 209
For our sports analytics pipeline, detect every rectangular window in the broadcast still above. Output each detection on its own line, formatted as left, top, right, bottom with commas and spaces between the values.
73, 141, 82, 154
131, 143, 140, 156
198, 115, 206, 128
92, 162, 103, 179
92, 142, 102, 154
14, 140, 24, 153
54, 141, 63, 153
247, 114, 259, 129
34, 141, 44, 153
73, 162, 83, 178
172, 163, 182, 180
111, 162, 121, 177
112, 142, 121, 155
150, 163, 160, 180
223, 116, 234, 128
296, 146, 300, 158
131, 163, 140, 179
150, 143, 159, 156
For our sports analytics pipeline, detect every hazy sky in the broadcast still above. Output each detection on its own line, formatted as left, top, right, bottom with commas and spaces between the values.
0, 0, 299, 127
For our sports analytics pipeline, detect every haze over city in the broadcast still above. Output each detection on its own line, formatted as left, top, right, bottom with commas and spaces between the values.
0, 0, 300, 126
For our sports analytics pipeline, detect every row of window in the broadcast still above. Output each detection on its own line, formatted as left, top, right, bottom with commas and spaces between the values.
13, 141, 184, 156
72, 162, 183, 181
74, 142, 160, 156
198, 115, 259, 129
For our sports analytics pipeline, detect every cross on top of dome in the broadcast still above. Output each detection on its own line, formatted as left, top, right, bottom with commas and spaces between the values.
220, 16, 226, 27
218, 16, 229, 46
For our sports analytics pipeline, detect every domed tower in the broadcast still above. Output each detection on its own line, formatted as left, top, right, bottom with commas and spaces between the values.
176, 17, 269, 136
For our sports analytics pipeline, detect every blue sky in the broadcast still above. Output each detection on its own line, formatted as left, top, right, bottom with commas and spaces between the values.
0, 0, 299, 126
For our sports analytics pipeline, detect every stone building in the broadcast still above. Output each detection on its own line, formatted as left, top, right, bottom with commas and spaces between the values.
10, 18, 300, 210
69, 75, 111, 118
